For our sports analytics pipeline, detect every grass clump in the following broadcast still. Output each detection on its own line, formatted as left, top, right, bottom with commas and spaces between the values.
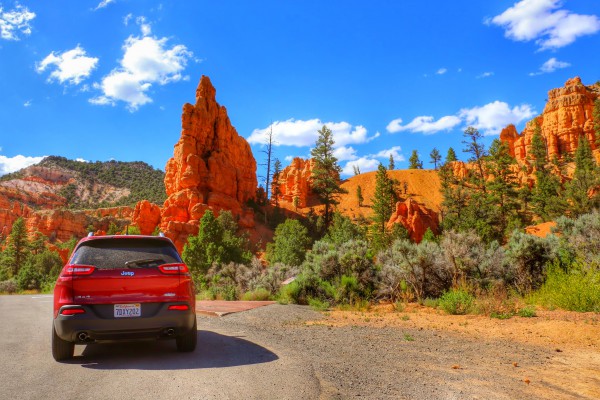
517, 306, 537, 318
241, 288, 272, 301
438, 289, 474, 315
308, 297, 330, 311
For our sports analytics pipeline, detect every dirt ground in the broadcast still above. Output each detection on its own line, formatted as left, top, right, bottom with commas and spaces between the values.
308, 303, 600, 399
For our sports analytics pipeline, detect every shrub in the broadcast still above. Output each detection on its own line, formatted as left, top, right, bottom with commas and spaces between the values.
530, 262, 600, 312
517, 306, 537, 318
308, 297, 330, 311
376, 239, 449, 301
505, 231, 556, 294
554, 212, 600, 267
266, 219, 312, 266
241, 288, 272, 301
438, 289, 474, 315
0, 279, 17, 294
16, 263, 43, 291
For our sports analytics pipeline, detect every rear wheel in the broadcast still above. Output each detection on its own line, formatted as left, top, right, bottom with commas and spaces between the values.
176, 317, 197, 352
52, 325, 74, 361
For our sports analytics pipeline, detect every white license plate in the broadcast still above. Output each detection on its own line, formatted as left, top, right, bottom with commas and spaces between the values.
114, 303, 141, 318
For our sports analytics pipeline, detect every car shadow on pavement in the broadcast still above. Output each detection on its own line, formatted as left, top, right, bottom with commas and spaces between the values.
76, 330, 278, 370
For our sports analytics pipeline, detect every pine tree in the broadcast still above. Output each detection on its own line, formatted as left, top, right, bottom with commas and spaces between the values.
430, 147, 441, 170
462, 126, 488, 193
529, 124, 566, 220
566, 135, 600, 216
486, 139, 522, 239
310, 125, 347, 227
272, 158, 282, 207
356, 185, 364, 207
388, 154, 395, 170
408, 150, 423, 169
445, 147, 458, 163
371, 163, 398, 241
5, 217, 29, 276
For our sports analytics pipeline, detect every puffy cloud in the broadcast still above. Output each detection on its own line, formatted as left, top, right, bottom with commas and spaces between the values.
489, 0, 600, 50
459, 101, 536, 135
342, 157, 381, 176
341, 146, 405, 176
333, 146, 358, 162
90, 32, 192, 110
0, 3, 35, 40
386, 115, 461, 134
136, 16, 151, 36
529, 57, 571, 76
436, 68, 447, 75
248, 119, 379, 148
37, 45, 98, 85
0, 154, 44, 176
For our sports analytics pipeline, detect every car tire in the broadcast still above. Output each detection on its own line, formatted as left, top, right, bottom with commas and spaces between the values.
52, 324, 74, 361
176, 317, 197, 352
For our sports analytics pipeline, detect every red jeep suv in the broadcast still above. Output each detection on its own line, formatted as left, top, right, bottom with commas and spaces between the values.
52, 235, 197, 361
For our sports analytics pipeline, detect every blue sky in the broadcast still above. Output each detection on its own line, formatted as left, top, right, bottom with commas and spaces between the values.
1, 0, 599, 182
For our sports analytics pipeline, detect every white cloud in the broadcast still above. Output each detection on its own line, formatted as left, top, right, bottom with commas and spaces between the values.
0, 154, 44, 176
90, 34, 192, 110
436, 68, 447, 75
248, 119, 379, 148
123, 13, 133, 26
0, 3, 35, 40
477, 71, 494, 79
459, 101, 536, 135
333, 146, 358, 162
387, 115, 461, 134
95, 0, 116, 11
284, 155, 295, 162
37, 45, 99, 85
136, 16, 151, 36
489, 0, 600, 50
23, 100, 31, 107
342, 157, 381, 176
341, 146, 405, 176
529, 57, 571, 76
75, 158, 88, 163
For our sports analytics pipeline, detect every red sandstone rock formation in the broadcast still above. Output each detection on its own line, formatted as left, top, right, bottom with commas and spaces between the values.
387, 198, 439, 243
132, 200, 162, 235
502, 77, 600, 165
272, 157, 316, 208
160, 76, 257, 251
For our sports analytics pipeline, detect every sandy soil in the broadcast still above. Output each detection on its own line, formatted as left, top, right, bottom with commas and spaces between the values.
308, 304, 600, 399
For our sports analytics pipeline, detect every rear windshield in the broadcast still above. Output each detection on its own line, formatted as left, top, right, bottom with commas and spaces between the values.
70, 238, 182, 269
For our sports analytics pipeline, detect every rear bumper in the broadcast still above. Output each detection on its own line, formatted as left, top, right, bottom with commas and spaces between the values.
54, 302, 196, 343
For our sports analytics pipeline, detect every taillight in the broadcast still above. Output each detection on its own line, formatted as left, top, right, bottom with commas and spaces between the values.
168, 304, 189, 311
61, 265, 96, 276
159, 263, 189, 274
60, 308, 85, 316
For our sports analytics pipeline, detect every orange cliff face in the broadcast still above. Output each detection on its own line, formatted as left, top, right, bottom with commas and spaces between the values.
160, 76, 257, 251
271, 157, 317, 208
501, 77, 600, 165
132, 200, 162, 235
387, 198, 439, 243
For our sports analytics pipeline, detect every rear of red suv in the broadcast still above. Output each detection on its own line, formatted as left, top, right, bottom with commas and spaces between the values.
52, 235, 197, 361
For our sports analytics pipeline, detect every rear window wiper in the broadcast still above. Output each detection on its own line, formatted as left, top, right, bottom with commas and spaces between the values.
124, 258, 166, 268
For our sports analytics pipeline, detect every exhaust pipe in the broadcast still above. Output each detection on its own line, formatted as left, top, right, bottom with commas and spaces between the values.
164, 328, 175, 336
77, 332, 89, 341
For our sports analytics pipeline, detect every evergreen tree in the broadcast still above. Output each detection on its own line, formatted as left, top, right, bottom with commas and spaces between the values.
272, 158, 282, 207
388, 154, 395, 170
486, 139, 522, 238
566, 135, 600, 216
310, 125, 347, 227
4, 218, 29, 276
445, 147, 457, 163
293, 196, 299, 211
462, 126, 488, 193
430, 147, 441, 170
323, 213, 366, 246
356, 185, 364, 207
266, 219, 312, 266
529, 124, 566, 220
370, 163, 400, 250
408, 150, 423, 169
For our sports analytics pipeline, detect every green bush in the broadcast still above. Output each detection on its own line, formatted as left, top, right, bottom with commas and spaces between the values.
505, 231, 556, 294
0, 279, 17, 294
241, 288, 272, 301
266, 219, 312, 267
530, 263, 600, 312
517, 306, 537, 318
308, 297, 330, 311
438, 289, 475, 315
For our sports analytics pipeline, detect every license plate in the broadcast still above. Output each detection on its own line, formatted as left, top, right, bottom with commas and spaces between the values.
114, 303, 141, 318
